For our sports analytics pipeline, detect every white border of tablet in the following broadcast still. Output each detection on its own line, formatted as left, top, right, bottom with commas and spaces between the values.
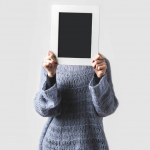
50, 4, 100, 66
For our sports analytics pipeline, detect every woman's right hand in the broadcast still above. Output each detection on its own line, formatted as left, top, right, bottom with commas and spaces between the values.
42, 51, 58, 77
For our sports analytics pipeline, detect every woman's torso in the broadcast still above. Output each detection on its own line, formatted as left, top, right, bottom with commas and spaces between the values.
42, 65, 109, 150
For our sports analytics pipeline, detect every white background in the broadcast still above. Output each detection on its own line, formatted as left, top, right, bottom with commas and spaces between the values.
0, 0, 150, 149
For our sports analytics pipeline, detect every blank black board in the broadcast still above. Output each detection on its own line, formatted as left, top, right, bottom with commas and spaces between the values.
58, 12, 92, 58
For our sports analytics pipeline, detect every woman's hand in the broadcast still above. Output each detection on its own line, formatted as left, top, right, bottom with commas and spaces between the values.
42, 51, 58, 77
92, 53, 107, 78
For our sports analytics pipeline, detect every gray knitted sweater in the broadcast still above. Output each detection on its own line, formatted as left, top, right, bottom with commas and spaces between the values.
34, 58, 119, 150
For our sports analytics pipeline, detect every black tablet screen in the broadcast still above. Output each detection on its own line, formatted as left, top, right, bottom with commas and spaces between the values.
58, 12, 92, 58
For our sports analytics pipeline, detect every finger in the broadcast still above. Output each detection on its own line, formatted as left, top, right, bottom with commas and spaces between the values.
50, 50, 57, 58
43, 60, 51, 69
98, 53, 105, 59
96, 70, 106, 78
46, 54, 55, 60
93, 54, 100, 62
43, 61, 52, 68
92, 59, 105, 68
92, 60, 98, 69
95, 59, 105, 65
44, 60, 52, 66
46, 59, 57, 65
92, 54, 101, 62
97, 61, 107, 68
48, 51, 57, 59
93, 54, 105, 62
96, 64, 107, 71
48, 50, 54, 56
46, 56, 57, 63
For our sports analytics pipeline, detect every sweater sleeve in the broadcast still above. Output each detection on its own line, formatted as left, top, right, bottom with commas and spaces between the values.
89, 58, 119, 117
33, 67, 62, 117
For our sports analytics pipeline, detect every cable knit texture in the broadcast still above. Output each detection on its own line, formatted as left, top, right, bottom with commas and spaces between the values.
34, 58, 119, 150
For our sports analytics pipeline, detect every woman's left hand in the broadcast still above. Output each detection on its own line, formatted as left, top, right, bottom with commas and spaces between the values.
92, 53, 107, 78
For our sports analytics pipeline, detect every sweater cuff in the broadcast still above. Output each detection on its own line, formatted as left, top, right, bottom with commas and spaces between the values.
92, 73, 104, 86
94, 73, 101, 84
89, 74, 109, 97
45, 74, 56, 90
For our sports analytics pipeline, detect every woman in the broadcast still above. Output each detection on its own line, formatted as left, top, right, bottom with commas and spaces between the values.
34, 50, 119, 150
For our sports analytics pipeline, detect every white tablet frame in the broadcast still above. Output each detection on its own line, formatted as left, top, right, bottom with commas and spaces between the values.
50, 4, 100, 66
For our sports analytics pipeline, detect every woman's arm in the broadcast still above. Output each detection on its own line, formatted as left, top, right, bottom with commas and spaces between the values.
89, 58, 119, 117
33, 66, 62, 117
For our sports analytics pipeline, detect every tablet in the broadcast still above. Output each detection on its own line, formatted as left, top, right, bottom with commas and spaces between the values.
50, 4, 100, 65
